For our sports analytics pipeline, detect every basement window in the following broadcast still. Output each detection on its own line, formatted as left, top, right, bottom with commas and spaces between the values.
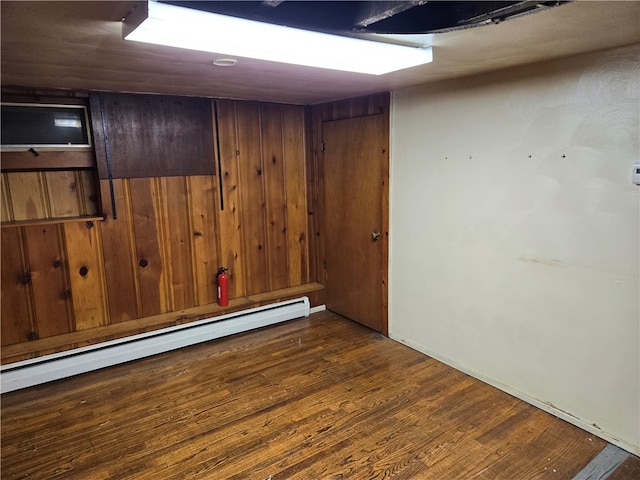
1, 103, 91, 150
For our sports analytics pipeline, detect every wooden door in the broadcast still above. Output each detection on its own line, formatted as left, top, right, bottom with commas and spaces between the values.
323, 113, 388, 334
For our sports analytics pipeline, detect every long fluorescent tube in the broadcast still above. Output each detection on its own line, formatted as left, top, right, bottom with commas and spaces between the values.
123, 1, 433, 75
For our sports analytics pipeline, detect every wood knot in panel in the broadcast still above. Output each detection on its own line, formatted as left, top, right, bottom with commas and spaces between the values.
20, 271, 31, 285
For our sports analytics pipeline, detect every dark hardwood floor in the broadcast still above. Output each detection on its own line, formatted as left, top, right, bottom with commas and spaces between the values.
1, 311, 638, 479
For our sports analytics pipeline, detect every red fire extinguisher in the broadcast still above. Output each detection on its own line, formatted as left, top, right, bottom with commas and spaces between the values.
217, 267, 229, 307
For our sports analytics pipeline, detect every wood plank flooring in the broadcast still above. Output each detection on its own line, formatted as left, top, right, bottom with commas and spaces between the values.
1, 311, 638, 479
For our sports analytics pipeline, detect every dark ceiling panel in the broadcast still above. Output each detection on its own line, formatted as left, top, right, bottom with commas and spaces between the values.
363, 1, 568, 33
163, 0, 568, 34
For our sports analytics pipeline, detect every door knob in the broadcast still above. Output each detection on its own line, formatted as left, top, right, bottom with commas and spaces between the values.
371, 231, 381, 241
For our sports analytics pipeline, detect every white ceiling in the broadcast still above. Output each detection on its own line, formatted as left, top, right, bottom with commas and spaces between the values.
1, 1, 639, 105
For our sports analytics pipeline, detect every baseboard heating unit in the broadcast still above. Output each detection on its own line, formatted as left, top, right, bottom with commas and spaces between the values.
1, 297, 310, 394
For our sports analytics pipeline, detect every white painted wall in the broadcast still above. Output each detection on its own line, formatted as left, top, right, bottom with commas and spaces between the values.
389, 45, 640, 454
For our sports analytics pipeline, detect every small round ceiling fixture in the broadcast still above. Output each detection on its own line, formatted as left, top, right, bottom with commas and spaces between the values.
213, 58, 238, 67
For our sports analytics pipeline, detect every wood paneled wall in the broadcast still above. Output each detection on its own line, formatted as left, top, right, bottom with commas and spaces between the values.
1, 91, 389, 363
1, 170, 97, 222
1, 220, 107, 345
216, 100, 310, 297
1, 95, 325, 362
98, 176, 219, 323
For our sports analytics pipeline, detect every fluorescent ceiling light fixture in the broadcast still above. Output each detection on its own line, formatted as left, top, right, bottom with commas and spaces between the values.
123, 1, 433, 75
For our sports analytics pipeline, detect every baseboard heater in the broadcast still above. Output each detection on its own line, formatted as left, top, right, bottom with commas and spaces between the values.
1, 297, 310, 394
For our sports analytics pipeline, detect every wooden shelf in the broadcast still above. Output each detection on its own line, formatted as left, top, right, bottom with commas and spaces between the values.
1, 215, 105, 229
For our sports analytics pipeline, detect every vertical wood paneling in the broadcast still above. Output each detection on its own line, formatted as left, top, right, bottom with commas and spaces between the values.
23, 224, 74, 337
63, 221, 107, 330
283, 104, 308, 287
236, 101, 269, 295
260, 103, 289, 291
78, 169, 98, 216
2, 173, 14, 222
2, 170, 97, 222
0, 227, 34, 345
99, 178, 140, 323
1, 95, 320, 353
188, 175, 219, 306
7, 171, 48, 220
327, 100, 352, 121
308, 106, 326, 285
129, 177, 169, 317
324, 93, 387, 121
379, 107, 390, 333
215, 100, 246, 299
161, 176, 196, 310
302, 107, 320, 285
45, 171, 81, 217
216, 101, 246, 298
